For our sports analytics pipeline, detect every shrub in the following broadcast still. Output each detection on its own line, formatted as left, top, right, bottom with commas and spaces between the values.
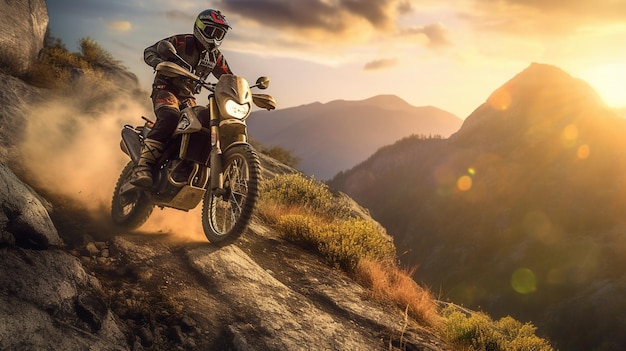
438, 305, 554, 351
27, 44, 88, 89
259, 173, 351, 219
276, 214, 396, 271
265, 146, 301, 168
24, 36, 124, 90
78, 37, 124, 70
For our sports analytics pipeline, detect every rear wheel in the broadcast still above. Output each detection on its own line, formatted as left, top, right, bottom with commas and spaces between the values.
201, 145, 261, 245
111, 161, 154, 229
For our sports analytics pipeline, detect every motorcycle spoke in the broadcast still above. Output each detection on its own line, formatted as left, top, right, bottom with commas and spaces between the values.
209, 155, 250, 235
202, 145, 260, 244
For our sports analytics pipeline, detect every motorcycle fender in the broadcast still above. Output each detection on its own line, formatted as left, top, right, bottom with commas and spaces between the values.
221, 141, 249, 154
121, 127, 142, 163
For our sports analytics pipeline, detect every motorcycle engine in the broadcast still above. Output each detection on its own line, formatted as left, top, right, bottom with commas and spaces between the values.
153, 159, 192, 201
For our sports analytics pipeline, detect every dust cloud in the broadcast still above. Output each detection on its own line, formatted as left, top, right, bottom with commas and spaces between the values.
19, 94, 206, 242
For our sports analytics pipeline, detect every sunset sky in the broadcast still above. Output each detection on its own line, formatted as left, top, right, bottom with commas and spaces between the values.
46, 0, 626, 118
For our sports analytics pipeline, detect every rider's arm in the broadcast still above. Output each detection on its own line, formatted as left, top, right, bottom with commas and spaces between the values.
211, 51, 233, 78
144, 41, 164, 68
144, 35, 182, 68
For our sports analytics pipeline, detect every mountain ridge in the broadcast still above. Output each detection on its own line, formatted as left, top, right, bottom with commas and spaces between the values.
329, 62, 626, 351
248, 94, 462, 180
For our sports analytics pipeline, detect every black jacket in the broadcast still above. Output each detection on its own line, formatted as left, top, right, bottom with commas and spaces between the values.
144, 34, 232, 98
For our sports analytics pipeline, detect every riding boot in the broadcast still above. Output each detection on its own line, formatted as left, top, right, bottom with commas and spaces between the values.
131, 138, 165, 187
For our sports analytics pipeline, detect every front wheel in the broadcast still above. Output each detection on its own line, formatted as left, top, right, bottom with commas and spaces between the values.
111, 161, 154, 229
201, 145, 261, 245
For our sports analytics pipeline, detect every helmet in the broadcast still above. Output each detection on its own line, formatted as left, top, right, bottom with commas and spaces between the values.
193, 9, 230, 49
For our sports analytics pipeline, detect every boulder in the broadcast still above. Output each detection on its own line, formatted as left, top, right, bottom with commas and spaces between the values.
0, 162, 61, 247
0, 0, 49, 76
0, 248, 129, 350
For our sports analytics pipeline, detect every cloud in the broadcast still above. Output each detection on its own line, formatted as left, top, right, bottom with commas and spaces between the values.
215, 0, 413, 40
400, 22, 452, 49
107, 21, 132, 31
161, 9, 195, 22
363, 57, 398, 71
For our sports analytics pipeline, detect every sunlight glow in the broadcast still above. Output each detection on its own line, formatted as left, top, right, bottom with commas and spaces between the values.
578, 64, 626, 108
487, 87, 512, 111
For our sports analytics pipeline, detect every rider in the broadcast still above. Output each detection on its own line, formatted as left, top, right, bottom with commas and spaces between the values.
132, 9, 233, 187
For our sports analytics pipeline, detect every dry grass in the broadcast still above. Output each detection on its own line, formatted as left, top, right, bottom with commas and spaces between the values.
355, 259, 440, 328
255, 201, 308, 226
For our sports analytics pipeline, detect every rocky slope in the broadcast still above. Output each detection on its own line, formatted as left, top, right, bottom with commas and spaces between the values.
329, 63, 626, 350
0, 125, 449, 350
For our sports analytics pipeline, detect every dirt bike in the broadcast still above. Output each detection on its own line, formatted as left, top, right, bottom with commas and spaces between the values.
111, 41, 276, 245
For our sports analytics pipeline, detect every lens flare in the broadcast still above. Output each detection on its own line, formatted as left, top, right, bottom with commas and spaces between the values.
561, 124, 578, 147
457, 175, 472, 191
577, 144, 590, 159
511, 268, 537, 294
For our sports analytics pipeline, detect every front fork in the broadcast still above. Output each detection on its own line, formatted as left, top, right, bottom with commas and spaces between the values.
209, 97, 224, 193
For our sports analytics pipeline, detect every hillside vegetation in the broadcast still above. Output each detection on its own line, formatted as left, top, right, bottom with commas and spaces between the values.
258, 173, 554, 350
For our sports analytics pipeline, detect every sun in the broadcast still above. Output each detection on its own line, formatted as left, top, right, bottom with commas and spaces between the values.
577, 63, 626, 108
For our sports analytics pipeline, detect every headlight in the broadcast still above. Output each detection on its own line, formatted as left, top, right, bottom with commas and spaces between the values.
224, 99, 250, 119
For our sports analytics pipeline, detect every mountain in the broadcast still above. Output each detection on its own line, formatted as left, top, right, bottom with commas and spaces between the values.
247, 94, 462, 180
329, 63, 626, 351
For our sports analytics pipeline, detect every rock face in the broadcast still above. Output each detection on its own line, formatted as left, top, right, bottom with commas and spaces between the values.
0, 161, 130, 350
0, 162, 60, 247
0, 248, 129, 351
0, 0, 49, 76
0, 74, 43, 160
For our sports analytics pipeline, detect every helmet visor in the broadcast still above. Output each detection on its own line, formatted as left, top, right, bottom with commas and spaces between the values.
196, 19, 226, 41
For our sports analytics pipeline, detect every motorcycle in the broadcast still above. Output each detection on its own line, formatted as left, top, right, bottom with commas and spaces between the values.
111, 41, 276, 245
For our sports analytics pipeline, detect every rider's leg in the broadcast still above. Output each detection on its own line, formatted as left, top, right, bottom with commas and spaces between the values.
131, 89, 180, 187
131, 138, 165, 187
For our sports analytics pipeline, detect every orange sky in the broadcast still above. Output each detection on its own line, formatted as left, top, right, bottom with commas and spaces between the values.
47, 0, 626, 118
